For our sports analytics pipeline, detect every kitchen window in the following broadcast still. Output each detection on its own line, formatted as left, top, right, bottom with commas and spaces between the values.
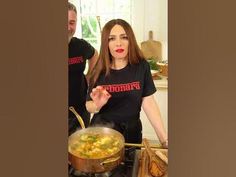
70, 0, 132, 51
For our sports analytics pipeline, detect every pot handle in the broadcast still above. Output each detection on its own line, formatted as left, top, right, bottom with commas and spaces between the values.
69, 106, 85, 129
100, 156, 120, 167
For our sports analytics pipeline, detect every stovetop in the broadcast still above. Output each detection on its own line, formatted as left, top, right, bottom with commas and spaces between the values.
69, 147, 140, 177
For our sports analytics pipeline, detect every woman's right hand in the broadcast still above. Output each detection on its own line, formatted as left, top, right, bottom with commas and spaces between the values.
90, 86, 111, 110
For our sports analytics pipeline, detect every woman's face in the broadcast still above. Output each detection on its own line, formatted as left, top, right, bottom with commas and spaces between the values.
108, 25, 129, 60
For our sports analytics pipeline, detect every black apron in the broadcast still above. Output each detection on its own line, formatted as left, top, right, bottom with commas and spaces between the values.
90, 115, 142, 144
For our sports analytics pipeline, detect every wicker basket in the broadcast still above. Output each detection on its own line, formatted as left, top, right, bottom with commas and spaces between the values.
157, 62, 168, 77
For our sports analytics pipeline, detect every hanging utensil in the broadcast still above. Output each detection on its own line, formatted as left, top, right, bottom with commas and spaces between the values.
96, 16, 102, 33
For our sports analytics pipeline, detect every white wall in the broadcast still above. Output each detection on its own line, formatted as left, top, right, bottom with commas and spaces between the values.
69, 0, 168, 60
132, 0, 168, 60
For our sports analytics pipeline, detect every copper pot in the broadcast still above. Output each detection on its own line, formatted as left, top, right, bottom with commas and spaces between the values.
68, 127, 125, 173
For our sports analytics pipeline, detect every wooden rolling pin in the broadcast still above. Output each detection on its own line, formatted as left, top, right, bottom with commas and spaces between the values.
125, 142, 162, 149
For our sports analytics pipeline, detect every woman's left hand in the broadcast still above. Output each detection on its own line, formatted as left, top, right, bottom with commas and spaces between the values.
161, 139, 168, 149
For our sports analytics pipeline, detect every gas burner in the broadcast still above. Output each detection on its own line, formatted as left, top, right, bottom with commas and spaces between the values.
69, 147, 139, 177
70, 169, 112, 177
93, 171, 112, 177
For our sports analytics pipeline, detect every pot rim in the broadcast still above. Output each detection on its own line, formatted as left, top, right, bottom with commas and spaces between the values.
68, 126, 125, 159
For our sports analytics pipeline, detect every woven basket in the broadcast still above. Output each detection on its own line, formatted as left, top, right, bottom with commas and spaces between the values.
157, 63, 168, 77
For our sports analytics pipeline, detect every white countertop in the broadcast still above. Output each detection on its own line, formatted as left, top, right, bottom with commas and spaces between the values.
154, 78, 168, 89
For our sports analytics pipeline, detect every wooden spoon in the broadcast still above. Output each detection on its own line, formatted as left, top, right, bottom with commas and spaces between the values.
143, 138, 167, 177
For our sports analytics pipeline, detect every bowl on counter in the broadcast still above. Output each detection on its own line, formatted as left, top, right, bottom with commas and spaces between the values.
151, 70, 162, 80
157, 61, 168, 77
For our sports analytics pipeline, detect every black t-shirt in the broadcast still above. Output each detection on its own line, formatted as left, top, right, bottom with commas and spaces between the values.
87, 59, 156, 123
68, 37, 95, 115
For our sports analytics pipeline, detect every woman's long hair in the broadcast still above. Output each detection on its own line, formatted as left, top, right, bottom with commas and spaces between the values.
90, 19, 144, 86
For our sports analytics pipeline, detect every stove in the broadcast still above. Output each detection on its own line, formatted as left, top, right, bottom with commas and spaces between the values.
69, 147, 140, 177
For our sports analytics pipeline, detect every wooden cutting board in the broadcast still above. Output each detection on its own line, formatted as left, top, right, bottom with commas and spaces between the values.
141, 31, 162, 61
137, 149, 168, 177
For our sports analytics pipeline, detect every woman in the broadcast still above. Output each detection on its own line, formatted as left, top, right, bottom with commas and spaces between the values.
86, 19, 168, 147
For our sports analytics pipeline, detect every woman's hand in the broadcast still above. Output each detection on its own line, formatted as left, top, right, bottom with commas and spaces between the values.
142, 94, 168, 148
90, 86, 111, 111
161, 139, 168, 149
